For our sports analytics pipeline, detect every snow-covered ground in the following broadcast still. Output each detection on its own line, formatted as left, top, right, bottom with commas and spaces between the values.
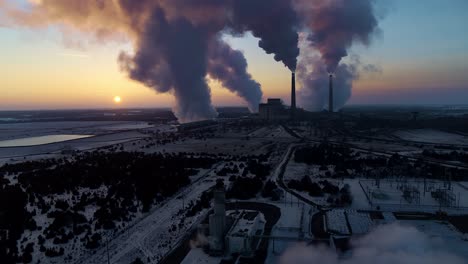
349, 139, 421, 153
394, 129, 468, 145
20, 186, 110, 264
282, 151, 370, 208
0, 134, 94, 147
0, 131, 148, 159
76, 165, 222, 264
0, 121, 167, 160
400, 220, 468, 259
181, 248, 221, 264
95, 122, 154, 131
133, 137, 277, 156
0, 121, 151, 141
325, 209, 350, 235
265, 202, 315, 264
346, 210, 373, 235
248, 126, 296, 139
361, 179, 468, 210
382, 212, 397, 224
325, 209, 373, 236
344, 179, 372, 210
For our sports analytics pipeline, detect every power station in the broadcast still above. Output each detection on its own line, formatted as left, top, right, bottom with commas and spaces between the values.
259, 71, 335, 120
258, 72, 299, 121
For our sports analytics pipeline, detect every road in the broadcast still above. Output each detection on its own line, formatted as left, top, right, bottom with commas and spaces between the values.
277, 125, 468, 210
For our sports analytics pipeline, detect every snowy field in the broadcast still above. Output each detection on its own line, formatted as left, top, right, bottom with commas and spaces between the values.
0, 131, 148, 160
247, 126, 296, 140
181, 248, 220, 264
400, 220, 468, 259
14, 165, 221, 264
394, 129, 468, 145
95, 122, 155, 131
283, 160, 310, 181
0, 121, 162, 160
349, 139, 421, 153
0, 134, 94, 147
265, 203, 315, 264
76, 166, 222, 264
0, 121, 152, 141
346, 210, 373, 235
344, 179, 372, 210
129, 137, 279, 156
325, 209, 373, 236
325, 209, 350, 235
361, 179, 468, 213
283, 159, 336, 182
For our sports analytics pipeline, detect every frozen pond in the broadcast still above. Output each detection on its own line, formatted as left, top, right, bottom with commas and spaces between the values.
0, 134, 93, 147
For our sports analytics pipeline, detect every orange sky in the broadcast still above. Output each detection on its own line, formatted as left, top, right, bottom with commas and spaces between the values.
2, 0, 468, 111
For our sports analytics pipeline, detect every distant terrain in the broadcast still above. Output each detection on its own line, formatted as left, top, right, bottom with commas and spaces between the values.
1, 105, 468, 263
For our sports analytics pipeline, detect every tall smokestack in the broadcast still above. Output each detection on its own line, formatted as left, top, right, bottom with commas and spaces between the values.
329, 74, 334, 113
291, 72, 296, 118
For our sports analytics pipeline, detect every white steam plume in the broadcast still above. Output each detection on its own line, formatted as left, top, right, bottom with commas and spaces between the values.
280, 223, 465, 264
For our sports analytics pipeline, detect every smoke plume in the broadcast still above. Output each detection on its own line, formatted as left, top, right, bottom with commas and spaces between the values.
208, 39, 262, 112
189, 232, 209, 249
0, 0, 385, 118
280, 223, 465, 264
118, 8, 218, 122
297, 55, 358, 112
296, 0, 380, 73
295, 0, 383, 111
229, 0, 300, 71
0, 0, 303, 121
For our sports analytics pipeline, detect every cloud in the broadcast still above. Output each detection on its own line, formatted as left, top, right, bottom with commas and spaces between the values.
280, 223, 465, 264
1, 0, 302, 121
1, 0, 388, 118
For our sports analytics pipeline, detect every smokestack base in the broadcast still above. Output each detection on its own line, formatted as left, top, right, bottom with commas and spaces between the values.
291, 71, 296, 119
329, 74, 334, 113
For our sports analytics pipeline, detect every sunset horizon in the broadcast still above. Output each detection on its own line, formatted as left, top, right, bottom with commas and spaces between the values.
1, 1, 468, 264
1, 0, 467, 114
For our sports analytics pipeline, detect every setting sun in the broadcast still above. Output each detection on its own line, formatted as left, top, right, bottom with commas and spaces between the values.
114, 96, 122, 104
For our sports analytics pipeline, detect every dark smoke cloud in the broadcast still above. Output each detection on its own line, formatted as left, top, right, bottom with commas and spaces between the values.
297, 35, 382, 112
0, 0, 304, 121
1, 0, 385, 118
296, 0, 380, 73
208, 39, 262, 112
297, 54, 358, 112
295, 0, 384, 112
280, 223, 465, 264
228, 0, 300, 71
118, 8, 217, 122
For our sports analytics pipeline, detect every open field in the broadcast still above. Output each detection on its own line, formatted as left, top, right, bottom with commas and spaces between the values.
0, 131, 149, 160
0, 121, 153, 141
394, 129, 468, 145
361, 179, 468, 212
400, 220, 468, 259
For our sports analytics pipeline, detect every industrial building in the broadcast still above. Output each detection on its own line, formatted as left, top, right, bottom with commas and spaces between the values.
208, 187, 228, 254
258, 98, 290, 121
207, 186, 265, 257
259, 72, 297, 121
259, 71, 336, 120
225, 211, 265, 256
